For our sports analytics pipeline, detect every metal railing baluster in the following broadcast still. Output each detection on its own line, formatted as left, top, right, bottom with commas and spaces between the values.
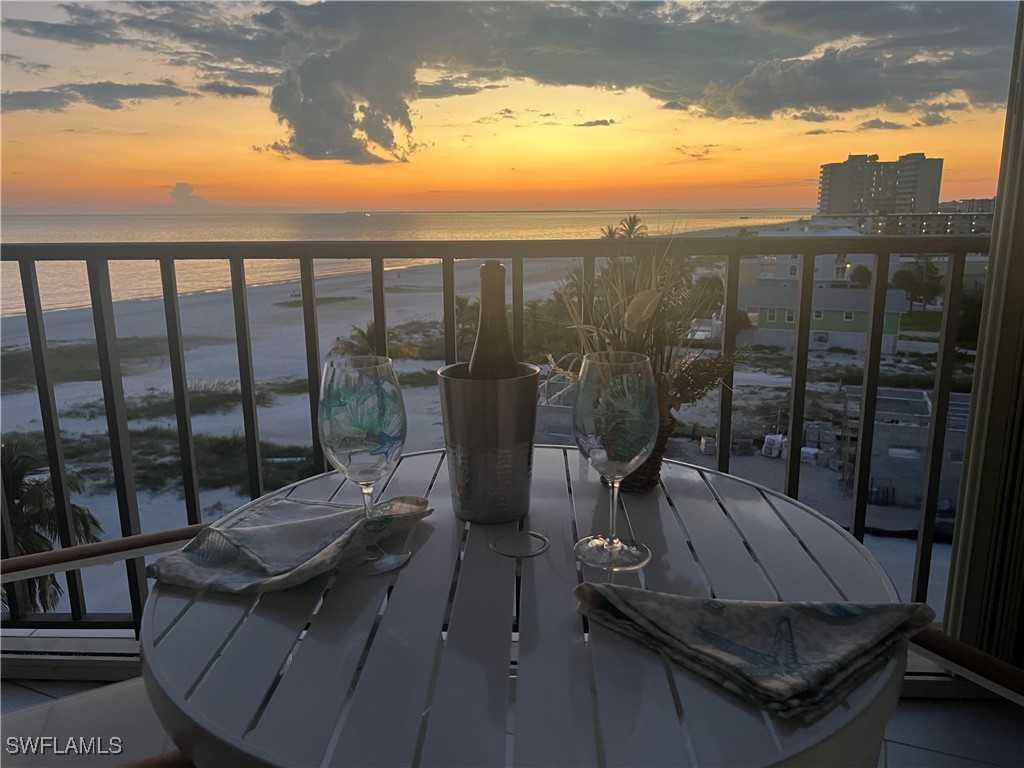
443, 257, 456, 364
581, 255, 595, 329
784, 252, 816, 499
20, 258, 87, 620
160, 258, 202, 526
301, 257, 325, 473
0, 235, 992, 630
717, 253, 740, 473
512, 255, 524, 361
86, 257, 147, 628
913, 250, 967, 603
851, 252, 891, 542
229, 257, 264, 500
371, 257, 388, 356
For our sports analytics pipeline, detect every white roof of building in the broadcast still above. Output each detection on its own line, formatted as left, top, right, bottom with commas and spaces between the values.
756, 226, 864, 237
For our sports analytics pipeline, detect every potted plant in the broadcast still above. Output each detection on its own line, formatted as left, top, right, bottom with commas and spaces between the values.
552, 216, 735, 491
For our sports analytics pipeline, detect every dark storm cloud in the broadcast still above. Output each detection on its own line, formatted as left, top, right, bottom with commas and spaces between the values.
2, 1, 1016, 162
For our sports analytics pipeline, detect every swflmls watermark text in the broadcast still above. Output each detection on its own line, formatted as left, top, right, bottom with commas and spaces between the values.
6, 736, 123, 756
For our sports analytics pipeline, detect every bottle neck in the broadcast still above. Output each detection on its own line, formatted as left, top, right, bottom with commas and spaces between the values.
478, 262, 507, 320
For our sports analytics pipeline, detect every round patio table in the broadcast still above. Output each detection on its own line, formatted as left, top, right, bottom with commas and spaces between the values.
141, 446, 905, 767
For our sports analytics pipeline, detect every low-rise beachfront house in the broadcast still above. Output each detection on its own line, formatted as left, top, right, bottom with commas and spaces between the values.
735, 229, 904, 352
738, 284, 904, 353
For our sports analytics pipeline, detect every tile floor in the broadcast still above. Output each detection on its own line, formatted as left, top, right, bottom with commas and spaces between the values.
3, 679, 1022, 766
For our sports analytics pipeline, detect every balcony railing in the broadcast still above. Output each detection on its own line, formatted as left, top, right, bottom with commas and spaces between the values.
0, 234, 990, 634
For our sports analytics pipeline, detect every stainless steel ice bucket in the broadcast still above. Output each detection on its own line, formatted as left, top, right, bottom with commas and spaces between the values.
437, 362, 540, 523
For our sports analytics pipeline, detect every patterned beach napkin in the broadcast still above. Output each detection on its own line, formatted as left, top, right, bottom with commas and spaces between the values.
147, 495, 432, 593
576, 582, 934, 721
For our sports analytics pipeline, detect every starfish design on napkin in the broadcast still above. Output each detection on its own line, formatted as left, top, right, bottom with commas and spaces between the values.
698, 617, 839, 680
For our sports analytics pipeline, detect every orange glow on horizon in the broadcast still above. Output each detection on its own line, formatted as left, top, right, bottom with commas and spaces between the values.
1, 80, 1007, 213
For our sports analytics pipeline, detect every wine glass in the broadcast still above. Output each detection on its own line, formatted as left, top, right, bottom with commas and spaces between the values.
319, 355, 408, 573
572, 351, 659, 571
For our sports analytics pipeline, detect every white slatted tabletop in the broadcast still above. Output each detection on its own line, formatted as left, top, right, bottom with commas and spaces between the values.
141, 447, 905, 768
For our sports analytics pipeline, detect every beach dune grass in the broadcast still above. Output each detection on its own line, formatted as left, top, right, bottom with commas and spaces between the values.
1, 336, 231, 393
4, 428, 317, 496
61, 379, 279, 421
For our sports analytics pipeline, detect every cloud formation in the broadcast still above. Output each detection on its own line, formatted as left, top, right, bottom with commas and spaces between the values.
169, 182, 215, 209
1, 1, 1015, 162
859, 118, 909, 131
1, 81, 188, 112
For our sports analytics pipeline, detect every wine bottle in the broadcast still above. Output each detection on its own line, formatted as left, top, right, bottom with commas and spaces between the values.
467, 260, 518, 379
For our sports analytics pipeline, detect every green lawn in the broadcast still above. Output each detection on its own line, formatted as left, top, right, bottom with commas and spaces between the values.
899, 310, 943, 332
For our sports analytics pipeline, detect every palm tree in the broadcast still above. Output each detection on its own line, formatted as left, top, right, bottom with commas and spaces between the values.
616, 214, 648, 239
2, 436, 102, 612
331, 322, 410, 359
454, 294, 480, 360
600, 215, 648, 239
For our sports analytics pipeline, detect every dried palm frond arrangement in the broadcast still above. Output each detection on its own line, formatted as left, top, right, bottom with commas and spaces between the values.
550, 231, 736, 489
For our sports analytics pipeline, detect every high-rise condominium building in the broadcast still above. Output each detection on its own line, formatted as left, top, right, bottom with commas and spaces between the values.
817, 153, 943, 215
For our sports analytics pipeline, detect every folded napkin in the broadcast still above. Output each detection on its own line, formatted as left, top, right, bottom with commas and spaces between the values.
147, 496, 431, 593
576, 582, 934, 721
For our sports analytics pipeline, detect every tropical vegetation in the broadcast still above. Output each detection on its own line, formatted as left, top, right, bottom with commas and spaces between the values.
555, 215, 734, 414
1, 436, 102, 613
892, 255, 944, 311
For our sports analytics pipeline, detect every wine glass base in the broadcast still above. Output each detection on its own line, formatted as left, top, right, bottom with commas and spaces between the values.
491, 531, 550, 558
574, 536, 651, 571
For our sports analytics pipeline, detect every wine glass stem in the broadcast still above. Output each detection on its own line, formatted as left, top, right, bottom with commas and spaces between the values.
608, 479, 621, 543
361, 484, 376, 519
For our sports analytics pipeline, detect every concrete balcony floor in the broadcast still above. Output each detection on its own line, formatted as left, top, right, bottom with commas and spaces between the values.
3, 677, 1022, 767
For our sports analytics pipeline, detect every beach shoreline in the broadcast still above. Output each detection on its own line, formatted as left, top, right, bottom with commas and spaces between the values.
0, 218, 808, 319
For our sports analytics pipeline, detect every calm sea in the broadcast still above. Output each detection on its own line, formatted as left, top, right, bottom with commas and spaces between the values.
0, 208, 810, 316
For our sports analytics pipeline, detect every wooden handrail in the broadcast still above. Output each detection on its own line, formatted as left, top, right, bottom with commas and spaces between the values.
911, 626, 1024, 705
1, 524, 206, 584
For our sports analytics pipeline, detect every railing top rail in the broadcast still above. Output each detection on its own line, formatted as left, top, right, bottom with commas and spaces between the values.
1, 234, 990, 262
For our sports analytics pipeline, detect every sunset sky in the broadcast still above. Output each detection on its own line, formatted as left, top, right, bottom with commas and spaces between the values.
1, 1, 1016, 213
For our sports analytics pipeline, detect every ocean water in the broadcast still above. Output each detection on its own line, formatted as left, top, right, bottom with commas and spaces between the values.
0, 208, 810, 316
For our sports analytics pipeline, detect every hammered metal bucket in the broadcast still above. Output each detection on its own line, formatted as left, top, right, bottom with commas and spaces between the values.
437, 362, 540, 523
